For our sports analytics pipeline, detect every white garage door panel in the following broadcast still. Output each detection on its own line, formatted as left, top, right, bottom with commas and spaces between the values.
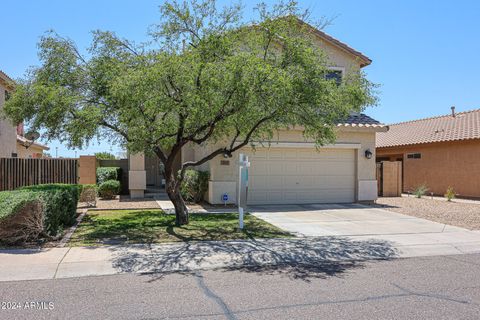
246, 148, 355, 205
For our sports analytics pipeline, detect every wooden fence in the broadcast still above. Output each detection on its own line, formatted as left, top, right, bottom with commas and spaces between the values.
0, 158, 78, 191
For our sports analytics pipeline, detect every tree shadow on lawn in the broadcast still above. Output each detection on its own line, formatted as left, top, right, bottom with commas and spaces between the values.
110, 236, 398, 282
70, 210, 290, 246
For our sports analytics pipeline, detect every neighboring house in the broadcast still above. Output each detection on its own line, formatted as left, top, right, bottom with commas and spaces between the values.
0, 70, 49, 158
15, 123, 50, 158
0, 70, 17, 157
129, 21, 387, 204
376, 107, 480, 199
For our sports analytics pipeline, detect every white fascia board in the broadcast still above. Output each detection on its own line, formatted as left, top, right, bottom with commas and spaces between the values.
246, 142, 361, 149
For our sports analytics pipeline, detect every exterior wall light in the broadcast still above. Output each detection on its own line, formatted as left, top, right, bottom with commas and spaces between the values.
365, 149, 373, 159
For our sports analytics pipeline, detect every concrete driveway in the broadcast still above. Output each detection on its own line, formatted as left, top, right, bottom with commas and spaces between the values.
251, 203, 480, 257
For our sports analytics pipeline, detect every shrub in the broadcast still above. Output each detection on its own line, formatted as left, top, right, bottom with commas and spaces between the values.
445, 186, 456, 202
96, 167, 122, 185
20, 184, 81, 236
0, 192, 44, 244
79, 184, 97, 207
94, 152, 116, 160
0, 190, 41, 221
98, 180, 121, 199
180, 170, 210, 202
413, 184, 428, 198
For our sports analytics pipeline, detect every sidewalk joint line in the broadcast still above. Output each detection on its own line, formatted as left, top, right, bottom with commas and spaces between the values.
53, 247, 71, 279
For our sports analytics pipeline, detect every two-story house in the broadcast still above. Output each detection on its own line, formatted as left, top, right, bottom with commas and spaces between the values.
127, 20, 387, 204
0, 70, 49, 158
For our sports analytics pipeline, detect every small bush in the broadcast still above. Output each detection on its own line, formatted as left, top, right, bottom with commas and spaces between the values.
98, 180, 121, 199
79, 184, 97, 206
20, 184, 81, 236
96, 167, 122, 185
180, 170, 210, 202
413, 184, 428, 198
445, 186, 456, 201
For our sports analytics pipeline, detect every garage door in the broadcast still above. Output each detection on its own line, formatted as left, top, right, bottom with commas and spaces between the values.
245, 148, 356, 205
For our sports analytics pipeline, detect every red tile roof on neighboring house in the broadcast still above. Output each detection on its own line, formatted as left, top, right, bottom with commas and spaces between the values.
17, 135, 50, 151
376, 108, 480, 148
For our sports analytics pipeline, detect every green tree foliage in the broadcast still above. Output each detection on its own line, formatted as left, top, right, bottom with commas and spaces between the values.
3, 0, 376, 225
94, 152, 117, 160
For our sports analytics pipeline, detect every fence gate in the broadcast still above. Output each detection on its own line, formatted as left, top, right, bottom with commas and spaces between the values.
0, 158, 78, 191
376, 161, 402, 197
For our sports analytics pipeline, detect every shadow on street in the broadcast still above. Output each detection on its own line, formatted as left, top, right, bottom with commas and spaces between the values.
110, 237, 398, 281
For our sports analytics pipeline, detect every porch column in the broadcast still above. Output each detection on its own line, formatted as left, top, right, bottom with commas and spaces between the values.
129, 153, 146, 198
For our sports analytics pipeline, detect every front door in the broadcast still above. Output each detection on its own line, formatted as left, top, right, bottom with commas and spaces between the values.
145, 156, 163, 187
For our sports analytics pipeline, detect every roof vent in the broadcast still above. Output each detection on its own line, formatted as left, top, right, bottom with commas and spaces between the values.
451, 106, 456, 117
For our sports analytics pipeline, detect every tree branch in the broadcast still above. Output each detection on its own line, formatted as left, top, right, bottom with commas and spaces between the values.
181, 112, 277, 172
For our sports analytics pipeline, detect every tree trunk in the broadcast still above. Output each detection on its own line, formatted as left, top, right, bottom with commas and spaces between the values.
165, 172, 189, 226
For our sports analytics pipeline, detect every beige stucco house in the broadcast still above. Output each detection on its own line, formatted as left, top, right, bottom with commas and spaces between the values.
0, 70, 49, 158
128, 23, 387, 204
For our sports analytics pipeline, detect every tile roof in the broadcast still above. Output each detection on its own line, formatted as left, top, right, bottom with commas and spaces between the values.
0, 70, 15, 90
338, 112, 386, 129
376, 108, 480, 148
17, 135, 50, 150
0, 70, 13, 82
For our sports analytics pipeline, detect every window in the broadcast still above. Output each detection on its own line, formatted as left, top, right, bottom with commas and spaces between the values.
407, 153, 421, 159
325, 67, 344, 85
220, 160, 230, 166
5, 90, 11, 101
325, 70, 343, 85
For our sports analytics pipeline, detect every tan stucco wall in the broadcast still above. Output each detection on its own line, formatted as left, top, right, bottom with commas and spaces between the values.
376, 139, 480, 198
0, 84, 17, 158
310, 35, 362, 74
128, 153, 146, 198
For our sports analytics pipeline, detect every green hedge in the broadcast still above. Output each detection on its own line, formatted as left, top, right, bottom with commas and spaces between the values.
180, 170, 210, 203
19, 184, 81, 236
0, 191, 41, 222
96, 167, 122, 185
0, 191, 44, 244
98, 180, 121, 199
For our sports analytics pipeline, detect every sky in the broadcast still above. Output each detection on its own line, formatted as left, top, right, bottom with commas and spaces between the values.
1, 0, 479, 157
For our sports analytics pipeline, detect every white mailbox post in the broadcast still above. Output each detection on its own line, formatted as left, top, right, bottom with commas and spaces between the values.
238, 153, 250, 229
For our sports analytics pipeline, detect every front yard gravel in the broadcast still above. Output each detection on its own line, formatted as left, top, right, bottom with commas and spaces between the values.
374, 196, 480, 230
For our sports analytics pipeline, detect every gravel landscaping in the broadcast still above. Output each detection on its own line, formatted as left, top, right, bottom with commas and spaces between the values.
374, 196, 480, 230
78, 195, 160, 210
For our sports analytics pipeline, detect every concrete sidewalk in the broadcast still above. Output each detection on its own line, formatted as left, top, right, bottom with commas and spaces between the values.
1, 235, 480, 282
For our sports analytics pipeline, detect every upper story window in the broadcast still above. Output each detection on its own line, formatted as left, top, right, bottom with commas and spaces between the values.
325, 68, 344, 85
407, 153, 421, 159
5, 90, 11, 101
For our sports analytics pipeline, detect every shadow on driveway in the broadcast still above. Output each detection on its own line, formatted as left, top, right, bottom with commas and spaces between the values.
111, 237, 398, 282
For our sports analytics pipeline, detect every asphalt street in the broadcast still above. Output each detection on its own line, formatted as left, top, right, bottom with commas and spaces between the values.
1, 253, 479, 320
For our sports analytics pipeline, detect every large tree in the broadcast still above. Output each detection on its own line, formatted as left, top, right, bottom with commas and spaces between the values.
4, 0, 376, 225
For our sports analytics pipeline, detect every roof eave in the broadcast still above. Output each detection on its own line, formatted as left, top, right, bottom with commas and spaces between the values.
294, 17, 372, 68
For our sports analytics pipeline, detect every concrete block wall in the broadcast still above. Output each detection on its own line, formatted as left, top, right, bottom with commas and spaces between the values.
78, 156, 97, 184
